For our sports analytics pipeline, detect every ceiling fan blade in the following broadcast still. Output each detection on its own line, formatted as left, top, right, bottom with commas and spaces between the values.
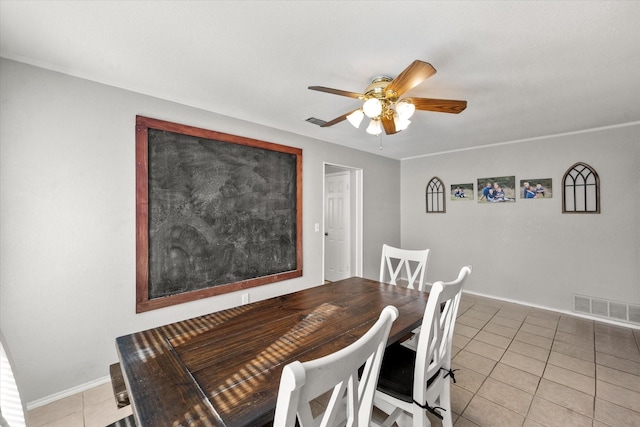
381, 116, 398, 135
405, 97, 468, 114
308, 86, 363, 99
385, 60, 437, 97
321, 111, 352, 127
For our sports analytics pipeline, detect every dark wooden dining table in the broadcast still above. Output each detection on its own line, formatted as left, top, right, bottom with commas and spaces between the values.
115, 277, 430, 427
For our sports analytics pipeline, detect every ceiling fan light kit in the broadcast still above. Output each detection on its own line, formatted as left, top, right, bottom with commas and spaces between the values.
395, 99, 415, 120
394, 116, 411, 132
346, 109, 364, 128
366, 119, 382, 136
309, 60, 467, 136
363, 98, 383, 118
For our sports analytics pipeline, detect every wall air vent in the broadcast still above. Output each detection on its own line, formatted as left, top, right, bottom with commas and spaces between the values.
609, 302, 628, 321
306, 117, 327, 126
573, 294, 640, 326
591, 299, 609, 317
574, 295, 591, 314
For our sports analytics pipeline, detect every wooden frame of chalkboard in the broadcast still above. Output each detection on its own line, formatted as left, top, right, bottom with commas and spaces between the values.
135, 116, 302, 312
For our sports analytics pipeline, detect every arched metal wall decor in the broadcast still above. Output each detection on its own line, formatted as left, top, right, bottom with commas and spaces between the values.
426, 177, 446, 213
562, 162, 600, 213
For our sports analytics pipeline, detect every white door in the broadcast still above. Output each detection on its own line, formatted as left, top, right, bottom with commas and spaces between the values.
324, 172, 351, 282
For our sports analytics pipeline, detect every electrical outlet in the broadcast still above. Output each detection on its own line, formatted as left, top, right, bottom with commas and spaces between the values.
242, 293, 250, 305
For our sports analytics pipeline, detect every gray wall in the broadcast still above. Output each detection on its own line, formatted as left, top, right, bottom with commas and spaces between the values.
401, 124, 640, 312
0, 58, 400, 404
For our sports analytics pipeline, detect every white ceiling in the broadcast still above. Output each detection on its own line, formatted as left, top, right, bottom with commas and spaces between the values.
1, 1, 639, 160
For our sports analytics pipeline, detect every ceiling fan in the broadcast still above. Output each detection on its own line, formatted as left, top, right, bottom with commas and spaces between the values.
308, 60, 467, 136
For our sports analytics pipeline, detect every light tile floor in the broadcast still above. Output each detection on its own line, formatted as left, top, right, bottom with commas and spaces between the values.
27, 293, 640, 427
26, 381, 132, 427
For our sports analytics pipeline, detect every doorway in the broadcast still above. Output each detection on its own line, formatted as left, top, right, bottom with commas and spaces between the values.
323, 163, 363, 282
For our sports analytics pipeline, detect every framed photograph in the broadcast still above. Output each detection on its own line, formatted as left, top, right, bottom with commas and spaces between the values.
136, 116, 302, 312
477, 176, 516, 203
451, 183, 474, 201
520, 178, 552, 199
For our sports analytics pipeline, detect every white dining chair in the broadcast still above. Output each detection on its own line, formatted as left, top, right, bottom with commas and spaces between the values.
380, 244, 431, 350
273, 305, 399, 427
372, 266, 472, 427
379, 244, 431, 291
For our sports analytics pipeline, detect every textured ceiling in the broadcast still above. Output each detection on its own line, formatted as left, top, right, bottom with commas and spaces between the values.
1, 1, 639, 159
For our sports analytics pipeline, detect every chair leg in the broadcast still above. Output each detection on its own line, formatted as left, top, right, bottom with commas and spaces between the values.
441, 411, 453, 427
439, 381, 453, 427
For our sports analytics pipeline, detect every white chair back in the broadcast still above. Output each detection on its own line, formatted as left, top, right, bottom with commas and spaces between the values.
273, 305, 399, 427
413, 265, 471, 424
372, 265, 471, 427
379, 244, 431, 291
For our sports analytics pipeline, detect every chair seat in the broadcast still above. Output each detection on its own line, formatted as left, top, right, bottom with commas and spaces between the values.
377, 342, 439, 403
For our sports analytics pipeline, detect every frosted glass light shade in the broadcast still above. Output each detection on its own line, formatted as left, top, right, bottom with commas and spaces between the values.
395, 99, 415, 120
394, 115, 411, 131
363, 98, 382, 118
366, 119, 382, 135
346, 109, 364, 128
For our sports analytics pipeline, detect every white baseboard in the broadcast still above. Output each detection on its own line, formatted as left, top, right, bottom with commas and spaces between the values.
462, 290, 640, 330
26, 375, 111, 411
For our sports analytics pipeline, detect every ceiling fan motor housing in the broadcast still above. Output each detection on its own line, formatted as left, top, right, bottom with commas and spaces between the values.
364, 76, 397, 101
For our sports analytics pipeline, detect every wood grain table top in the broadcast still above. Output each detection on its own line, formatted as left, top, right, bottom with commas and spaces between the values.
116, 277, 429, 426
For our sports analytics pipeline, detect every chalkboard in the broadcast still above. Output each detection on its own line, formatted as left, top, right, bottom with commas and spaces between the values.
136, 116, 302, 312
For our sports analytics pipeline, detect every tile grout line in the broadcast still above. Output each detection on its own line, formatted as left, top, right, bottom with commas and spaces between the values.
459, 302, 605, 427
459, 302, 530, 425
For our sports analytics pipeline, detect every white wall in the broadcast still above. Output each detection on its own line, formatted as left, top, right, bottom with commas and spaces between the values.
401, 124, 640, 314
0, 58, 400, 404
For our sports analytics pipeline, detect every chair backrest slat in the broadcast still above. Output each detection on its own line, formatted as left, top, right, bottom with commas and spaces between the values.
379, 244, 431, 291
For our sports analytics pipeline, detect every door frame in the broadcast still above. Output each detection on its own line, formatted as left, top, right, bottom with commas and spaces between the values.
323, 162, 363, 281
